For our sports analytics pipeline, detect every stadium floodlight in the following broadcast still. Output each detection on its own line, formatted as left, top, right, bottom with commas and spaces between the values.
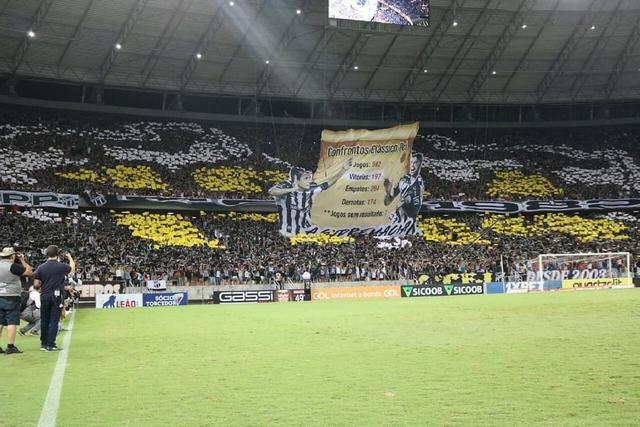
27, 30, 35, 38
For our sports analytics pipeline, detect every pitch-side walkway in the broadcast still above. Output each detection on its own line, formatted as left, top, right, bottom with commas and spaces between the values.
37, 311, 76, 427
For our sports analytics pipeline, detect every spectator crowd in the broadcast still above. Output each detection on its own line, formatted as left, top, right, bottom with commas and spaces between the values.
2, 108, 640, 285
3, 109, 640, 201
2, 207, 638, 285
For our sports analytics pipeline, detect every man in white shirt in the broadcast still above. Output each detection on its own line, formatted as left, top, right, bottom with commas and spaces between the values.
19, 282, 41, 336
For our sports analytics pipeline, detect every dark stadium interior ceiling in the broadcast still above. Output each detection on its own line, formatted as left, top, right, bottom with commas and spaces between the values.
1, 0, 640, 104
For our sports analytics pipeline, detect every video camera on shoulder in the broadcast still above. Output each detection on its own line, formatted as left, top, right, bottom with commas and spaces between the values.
60, 248, 72, 263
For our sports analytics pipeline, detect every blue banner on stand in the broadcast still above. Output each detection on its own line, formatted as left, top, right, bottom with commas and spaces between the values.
142, 292, 188, 307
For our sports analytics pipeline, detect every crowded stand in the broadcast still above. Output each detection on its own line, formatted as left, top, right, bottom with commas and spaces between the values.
2, 108, 640, 286
2, 207, 639, 285
2, 109, 640, 201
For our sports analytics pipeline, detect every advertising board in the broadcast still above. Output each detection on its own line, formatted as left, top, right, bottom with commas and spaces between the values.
504, 281, 543, 294
212, 290, 275, 304
276, 290, 291, 302
561, 277, 633, 289
311, 286, 400, 301
401, 284, 484, 298
95, 294, 142, 309
291, 289, 308, 302
142, 292, 188, 307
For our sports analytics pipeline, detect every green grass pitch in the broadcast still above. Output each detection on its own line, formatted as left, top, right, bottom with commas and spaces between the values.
3, 289, 640, 426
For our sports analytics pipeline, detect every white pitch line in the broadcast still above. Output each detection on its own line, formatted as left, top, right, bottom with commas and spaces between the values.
37, 311, 76, 427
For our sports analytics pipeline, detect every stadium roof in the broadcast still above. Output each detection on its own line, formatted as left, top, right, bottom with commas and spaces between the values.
1, 0, 640, 105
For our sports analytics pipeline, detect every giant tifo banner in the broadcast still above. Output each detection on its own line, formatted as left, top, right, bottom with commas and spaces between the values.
79, 194, 640, 215
0, 190, 78, 209
421, 199, 640, 214
80, 192, 275, 213
2, 189, 639, 216
270, 123, 420, 237
77, 191, 640, 214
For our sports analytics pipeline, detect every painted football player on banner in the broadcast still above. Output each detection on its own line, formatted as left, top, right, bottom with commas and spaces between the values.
383, 152, 424, 234
269, 160, 352, 237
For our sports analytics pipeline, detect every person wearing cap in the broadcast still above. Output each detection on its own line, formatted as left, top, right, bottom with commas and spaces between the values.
0, 247, 33, 354
33, 245, 75, 352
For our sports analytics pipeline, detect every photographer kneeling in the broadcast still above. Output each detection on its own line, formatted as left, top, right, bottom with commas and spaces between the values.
19, 282, 41, 337
0, 247, 33, 354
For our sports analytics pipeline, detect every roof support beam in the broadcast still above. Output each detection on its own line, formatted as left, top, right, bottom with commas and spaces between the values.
467, 0, 534, 102
99, 0, 148, 83
534, 0, 601, 102
570, 0, 624, 101
501, 0, 560, 94
180, 7, 226, 92
326, 33, 369, 99
432, 0, 492, 104
11, 0, 54, 75
217, 1, 267, 83
15, 60, 640, 104
255, 0, 312, 97
292, 28, 336, 97
398, 0, 463, 101
363, 32, 400, 97
141, 0, 189, 88
605, 15, 640, 99
55, 0, 95, 71
0, 1, 12, 18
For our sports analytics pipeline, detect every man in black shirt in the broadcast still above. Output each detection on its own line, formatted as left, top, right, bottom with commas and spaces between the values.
34, 245, 75, 352
0, 247, 33, 354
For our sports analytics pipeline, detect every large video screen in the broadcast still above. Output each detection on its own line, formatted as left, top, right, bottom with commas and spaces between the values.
329, 0, 430, 27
